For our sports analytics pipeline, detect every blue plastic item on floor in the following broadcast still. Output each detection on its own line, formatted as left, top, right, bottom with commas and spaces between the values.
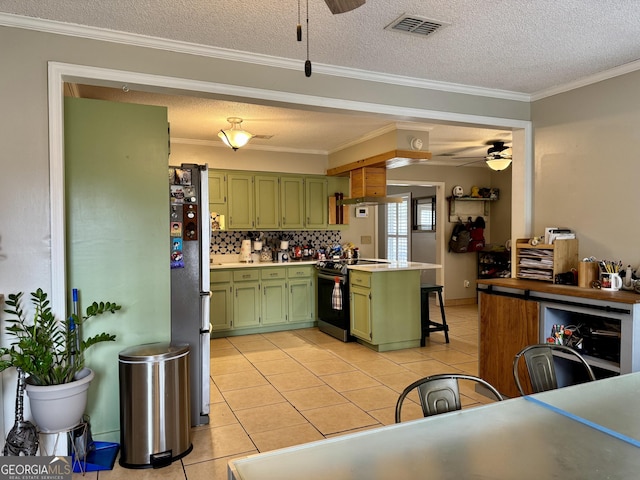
72, 441, 120, 473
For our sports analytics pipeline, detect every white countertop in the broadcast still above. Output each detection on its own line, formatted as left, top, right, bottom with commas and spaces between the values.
210, 258, 441, 271
348, 261, 441, 272
210, 260, 317, 269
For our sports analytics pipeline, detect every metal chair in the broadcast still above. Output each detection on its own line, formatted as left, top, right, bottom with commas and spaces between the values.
395, 373, 503, 423
513, 344, 597, 396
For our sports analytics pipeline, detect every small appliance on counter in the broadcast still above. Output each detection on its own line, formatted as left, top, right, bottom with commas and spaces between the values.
239, 239, 253, 262
291, 245, 303, 261
260, 246, 273, 262
277, 250, 289, 263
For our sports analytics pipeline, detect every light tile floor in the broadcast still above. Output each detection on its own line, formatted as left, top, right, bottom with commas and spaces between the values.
79, 302, 491, 480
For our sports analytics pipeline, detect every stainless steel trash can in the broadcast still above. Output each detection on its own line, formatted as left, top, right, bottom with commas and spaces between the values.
118, 342, 192, 468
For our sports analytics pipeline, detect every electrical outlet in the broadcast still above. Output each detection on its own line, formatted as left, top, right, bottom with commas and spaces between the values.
464, 280, 470, 288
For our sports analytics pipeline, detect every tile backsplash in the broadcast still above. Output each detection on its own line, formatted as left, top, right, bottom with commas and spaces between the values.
210, 231, 342, 254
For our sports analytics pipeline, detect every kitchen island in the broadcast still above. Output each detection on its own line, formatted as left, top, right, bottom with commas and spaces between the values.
477, 278, 640, 397
348, 261, 441, 352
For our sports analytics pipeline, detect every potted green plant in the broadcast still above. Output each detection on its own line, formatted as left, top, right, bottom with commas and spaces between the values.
0, 288, 122, 432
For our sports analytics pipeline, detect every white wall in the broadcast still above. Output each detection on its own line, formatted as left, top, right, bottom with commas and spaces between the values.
532, 70, 640, 266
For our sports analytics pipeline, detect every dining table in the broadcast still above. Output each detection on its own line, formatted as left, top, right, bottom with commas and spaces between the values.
228, 372, 640, 479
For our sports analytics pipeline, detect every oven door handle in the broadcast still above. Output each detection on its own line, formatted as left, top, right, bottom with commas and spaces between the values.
318, 272, 346, 283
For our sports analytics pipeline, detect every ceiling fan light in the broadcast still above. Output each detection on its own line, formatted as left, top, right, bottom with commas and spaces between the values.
485, 157, 512, 171
218, 117, 254, 151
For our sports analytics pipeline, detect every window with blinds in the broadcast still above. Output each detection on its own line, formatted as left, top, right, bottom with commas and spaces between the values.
386, 194, 410, 261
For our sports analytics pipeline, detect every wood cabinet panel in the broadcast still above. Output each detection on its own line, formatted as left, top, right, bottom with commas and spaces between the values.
479, 292, 539, 398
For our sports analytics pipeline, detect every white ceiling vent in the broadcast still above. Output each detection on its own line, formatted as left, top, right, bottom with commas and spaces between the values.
384, 14, 449, 38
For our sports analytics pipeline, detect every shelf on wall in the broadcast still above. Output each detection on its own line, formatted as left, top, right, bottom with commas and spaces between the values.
447, 196, 496, 222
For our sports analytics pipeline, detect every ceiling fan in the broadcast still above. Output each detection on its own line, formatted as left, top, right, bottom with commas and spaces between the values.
454, 140, 513, 170
324, 0, 366, 14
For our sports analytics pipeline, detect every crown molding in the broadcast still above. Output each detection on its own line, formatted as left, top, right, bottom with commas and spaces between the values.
530, 58, 640, 101
1, 12, 530, 102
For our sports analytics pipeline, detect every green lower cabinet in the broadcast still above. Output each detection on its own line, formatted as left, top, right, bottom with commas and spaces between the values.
350, 284, 372, 341
261, 266, 289, 326
233, 270, 261, 328
210, 270, 233, 331
288, 265, 315, 323
350, 269, 421, 351
211, 282, 233, 331
289, 277, 314, 323
262, 279, 288, 325
233, 281, 261, 328
210, 265, 316, 337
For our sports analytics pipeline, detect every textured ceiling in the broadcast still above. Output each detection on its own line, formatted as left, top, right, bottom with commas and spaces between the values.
5, 0, 640, 164
3, 0, 640, 94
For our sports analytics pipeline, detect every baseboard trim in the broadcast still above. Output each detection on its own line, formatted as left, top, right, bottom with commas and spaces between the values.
444, 298, 478, 307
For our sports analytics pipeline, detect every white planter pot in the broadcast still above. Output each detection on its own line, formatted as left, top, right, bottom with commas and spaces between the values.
25, 368, 95, 433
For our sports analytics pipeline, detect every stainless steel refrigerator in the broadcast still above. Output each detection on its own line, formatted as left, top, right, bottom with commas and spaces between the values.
169, 163, 211, 426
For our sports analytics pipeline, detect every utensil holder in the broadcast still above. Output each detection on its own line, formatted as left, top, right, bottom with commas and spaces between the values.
578, 261, 599, 288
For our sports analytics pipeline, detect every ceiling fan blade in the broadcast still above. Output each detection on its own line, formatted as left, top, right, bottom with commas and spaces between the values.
456, 159, 485, 167
324, 0, 366, 14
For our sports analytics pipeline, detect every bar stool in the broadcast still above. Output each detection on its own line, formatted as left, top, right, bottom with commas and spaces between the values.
420, 284, 449, 346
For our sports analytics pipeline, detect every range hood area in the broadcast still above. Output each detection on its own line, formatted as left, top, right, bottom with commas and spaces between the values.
327, 143, 432, 206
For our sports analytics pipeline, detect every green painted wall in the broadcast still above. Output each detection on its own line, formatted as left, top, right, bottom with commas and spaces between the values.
65, 97, 170, 439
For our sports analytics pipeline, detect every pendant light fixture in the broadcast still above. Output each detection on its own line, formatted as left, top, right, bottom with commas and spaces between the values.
485, 157, 512, 171
218, 117, 254, 151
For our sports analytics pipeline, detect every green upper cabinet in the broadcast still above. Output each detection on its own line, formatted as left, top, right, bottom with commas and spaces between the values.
228, 173, 254, 229
255, 175, 281, 229
209, 170, 228, 220
305, 177, 328, 229
209, 171, 227, 203
280, 176, 305, 229
215, 171, 334, 231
